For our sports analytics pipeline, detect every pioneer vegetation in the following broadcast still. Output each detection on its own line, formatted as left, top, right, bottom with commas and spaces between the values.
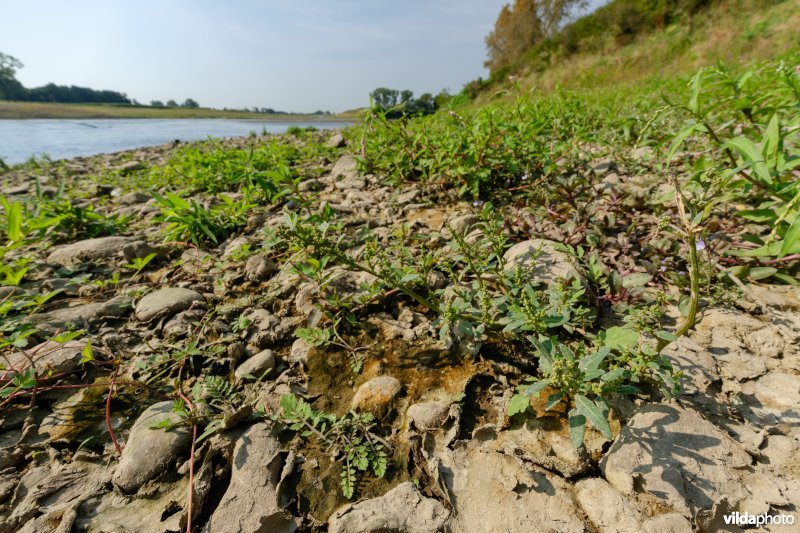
0, 0, 798, 531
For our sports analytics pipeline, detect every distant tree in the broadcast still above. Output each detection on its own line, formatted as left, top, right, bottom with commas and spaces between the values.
370, 87, 438, 117
0, 52, 26, 100
166, 99, 178, 107
150, 100, 165, 107
485, 0, 584, 75
370, 88, 399, 110
182, 98, 199, 108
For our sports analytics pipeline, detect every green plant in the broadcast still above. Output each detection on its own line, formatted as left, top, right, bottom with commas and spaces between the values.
152, 191, 253, 246
279, 394, 388, 499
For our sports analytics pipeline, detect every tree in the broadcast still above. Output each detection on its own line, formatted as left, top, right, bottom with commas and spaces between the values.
182, 98, 199, 108
370, 88, 399, 110
150, 100, 165, 107
484, 0, 584, 75
0, 52, 25, 100
166, 99, 178, 107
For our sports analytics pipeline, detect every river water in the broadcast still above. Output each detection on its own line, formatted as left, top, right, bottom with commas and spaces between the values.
0, 119, 351, 165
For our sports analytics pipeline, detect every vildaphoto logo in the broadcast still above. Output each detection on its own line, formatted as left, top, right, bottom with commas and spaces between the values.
723, 512, 795, 527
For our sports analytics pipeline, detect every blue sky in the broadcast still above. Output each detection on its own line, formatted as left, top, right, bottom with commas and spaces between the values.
1, 1, 605, 112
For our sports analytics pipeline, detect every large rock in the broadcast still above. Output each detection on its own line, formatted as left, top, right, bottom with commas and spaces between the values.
575, 477, 642, 533
113, 401, 191, 493
329, 482, 449, 533
601, 404, 751, 517
134, 287, 204, 322
503, 239, 584, 286
351, 376, 402, 415
6, 340, 86, 377
46, 236, 132, 266
26, 295, 132, 335
331, 155, 366, 190
204, 423, 298, 532
443, 446, 585, 532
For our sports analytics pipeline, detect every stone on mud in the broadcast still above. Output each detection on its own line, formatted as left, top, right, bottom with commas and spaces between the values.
46, 236, 133, 266
112, 401, 191, 494
407, 402, 450, 431
244, 254, 278, 281
204, 423, 298, 533
328, 481, 449, 533
134, 287, 204, 322
351, 376, 402, 415
235, 349, 276, 381
503, 239, 584, 286
601, 403, 750, 517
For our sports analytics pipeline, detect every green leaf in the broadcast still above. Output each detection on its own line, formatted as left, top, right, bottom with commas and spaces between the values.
6, 201, 23, 243
655, 330, 677, 342
737, 209, 777, 223
580, 346, 610, 372
779, 217, 800, 259
568, 409, 586, 448
749, 267, 777, 281
762, 114, 780, 171
688, 70, 702, 115
545, 392, 564, 410
723, 136, 771, 184
602, 326, 639, 351
80, 341, 94, 364
575, 394, 613, 440
522, 379, 550, 397
507, 394, 531, 416
621, 273, 652, 289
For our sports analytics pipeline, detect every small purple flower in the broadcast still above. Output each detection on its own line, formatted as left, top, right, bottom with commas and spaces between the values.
521, 173, 529, 181
473, 200, 484, 207
695, 239, 706, 251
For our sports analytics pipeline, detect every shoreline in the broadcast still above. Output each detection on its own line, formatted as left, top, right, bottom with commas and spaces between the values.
0, 101, 362, 120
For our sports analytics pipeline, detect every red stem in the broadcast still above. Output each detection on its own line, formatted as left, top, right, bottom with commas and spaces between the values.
177, 390, 197, 533
106, 367, 122, 456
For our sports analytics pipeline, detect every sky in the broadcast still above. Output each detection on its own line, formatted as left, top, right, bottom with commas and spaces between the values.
1, 0, 605, 113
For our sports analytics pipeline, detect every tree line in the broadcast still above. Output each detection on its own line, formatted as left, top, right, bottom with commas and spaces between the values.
369, 87, 451, 118
0, 52, 201, 107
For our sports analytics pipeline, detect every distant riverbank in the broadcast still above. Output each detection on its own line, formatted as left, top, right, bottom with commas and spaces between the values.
0, 101, 361, 120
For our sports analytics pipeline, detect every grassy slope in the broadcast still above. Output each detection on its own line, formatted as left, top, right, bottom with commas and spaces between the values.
475, 0, 800, 102
0, 101, 349, 120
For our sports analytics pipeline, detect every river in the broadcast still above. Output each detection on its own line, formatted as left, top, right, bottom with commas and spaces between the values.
0, 119, 351, 165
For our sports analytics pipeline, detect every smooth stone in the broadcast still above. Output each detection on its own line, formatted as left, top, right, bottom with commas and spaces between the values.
112, 401, 191, 494
134, 287, 204, 322
47, 236, 133, 266
351, 376, 402, 415
235, 349, 276, 381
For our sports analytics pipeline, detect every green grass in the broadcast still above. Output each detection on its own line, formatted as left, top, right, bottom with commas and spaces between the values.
0, 101, 350, 120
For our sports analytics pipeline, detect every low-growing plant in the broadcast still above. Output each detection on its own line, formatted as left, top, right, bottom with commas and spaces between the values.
278, 394, 388, 499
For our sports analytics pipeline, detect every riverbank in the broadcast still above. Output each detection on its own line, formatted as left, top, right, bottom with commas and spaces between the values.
0, 100, 360, 120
